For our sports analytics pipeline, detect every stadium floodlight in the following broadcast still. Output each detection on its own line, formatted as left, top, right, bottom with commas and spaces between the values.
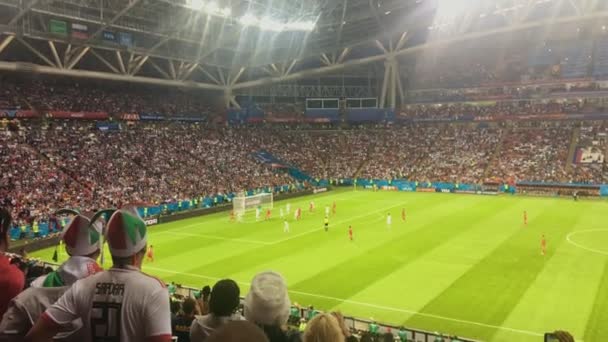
434, 0, 471, 23
204, 1, 219, 14
259, 17, 285, 32
284, 20, 316, 31
187, 0, 204, 10
220, 7, 232, 17
239, 13, 259, 26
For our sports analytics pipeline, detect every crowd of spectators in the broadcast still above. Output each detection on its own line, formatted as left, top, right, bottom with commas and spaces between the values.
360, 126, 501, 184
1, 120, 297, 228
400, 101, 584, 120
4, 116, 608, 226
569, 122, 608, 184
487, 123, 573, 183
2, 76, 215, 115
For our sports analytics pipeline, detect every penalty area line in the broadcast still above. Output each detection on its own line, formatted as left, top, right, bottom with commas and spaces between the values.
145, 266, 544, 338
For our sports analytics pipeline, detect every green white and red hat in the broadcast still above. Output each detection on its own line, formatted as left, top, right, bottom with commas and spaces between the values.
105, 209, 148, 258
61, 214, 102, 256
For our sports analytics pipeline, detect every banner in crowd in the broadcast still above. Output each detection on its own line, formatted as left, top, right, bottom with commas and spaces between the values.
139, 114, 165, 121
0, 109, 38, 118
120, 113, 140, 121
46, 111, 109, 120
170, 116, 206, 122
96, 122, 121, 132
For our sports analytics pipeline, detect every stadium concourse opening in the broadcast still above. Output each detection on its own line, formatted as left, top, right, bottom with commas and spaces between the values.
3, 0, 608, 341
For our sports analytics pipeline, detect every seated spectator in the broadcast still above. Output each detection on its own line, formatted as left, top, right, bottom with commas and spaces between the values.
205, 320, 269, 342
244, 271, 299, 342
302, 313, 344, 342
25, 209, 172, 342
190, 279, 243, 342
172, 298, 197, 342
0, 207, 25, 318
30, 212, 102, 288
381, 332, 395, 342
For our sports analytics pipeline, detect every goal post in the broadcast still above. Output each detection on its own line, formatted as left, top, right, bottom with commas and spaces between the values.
232, 192, 273, 217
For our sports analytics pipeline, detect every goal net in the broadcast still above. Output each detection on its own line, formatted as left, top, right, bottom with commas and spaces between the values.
232, 192, 273, 218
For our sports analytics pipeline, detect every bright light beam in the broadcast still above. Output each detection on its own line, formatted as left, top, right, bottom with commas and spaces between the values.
434, 0, 474, 24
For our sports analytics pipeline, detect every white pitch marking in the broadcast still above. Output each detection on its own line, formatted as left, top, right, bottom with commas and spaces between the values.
145, 266, 545, 338
566, 229, 608, 256
155, 231, 271, 245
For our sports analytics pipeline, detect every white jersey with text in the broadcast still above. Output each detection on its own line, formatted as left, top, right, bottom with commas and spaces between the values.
43, 266, 171, 342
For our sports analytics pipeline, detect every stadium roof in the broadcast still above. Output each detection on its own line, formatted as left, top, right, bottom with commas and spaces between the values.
0, 0, 607, 96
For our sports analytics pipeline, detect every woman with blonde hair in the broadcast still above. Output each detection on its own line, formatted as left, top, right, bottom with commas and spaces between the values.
303, 313, 345, 342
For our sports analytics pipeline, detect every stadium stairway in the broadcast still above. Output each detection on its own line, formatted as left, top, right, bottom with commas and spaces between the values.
353, 157, 370, 179
566, 126, 581, 174
252, 150, 313, 182
483, 127, 508, 180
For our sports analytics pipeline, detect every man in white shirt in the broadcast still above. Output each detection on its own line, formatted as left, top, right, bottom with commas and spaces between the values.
283, 220, 290, 233
1, 211, 104, 341
25, 209, 172, 342
31, 211, 103, 288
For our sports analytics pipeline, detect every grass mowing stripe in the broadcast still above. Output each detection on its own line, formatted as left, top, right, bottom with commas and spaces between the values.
405, 199, 582, 341
289, 195, 505, 305
161, 198, 419, 279
583, 256, 608, 341
145, 191, 373, 262
155, 231, 272, 245
146, 265, 545, 338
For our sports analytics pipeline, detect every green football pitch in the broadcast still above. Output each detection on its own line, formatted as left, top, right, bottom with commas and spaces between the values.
30, 190, 608, 342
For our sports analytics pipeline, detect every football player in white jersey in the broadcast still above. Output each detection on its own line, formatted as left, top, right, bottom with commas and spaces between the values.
26, 209, 172, 342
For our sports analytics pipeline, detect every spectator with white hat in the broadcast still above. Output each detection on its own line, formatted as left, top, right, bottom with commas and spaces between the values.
25, 209, 172, 342
244, 271, 300, 342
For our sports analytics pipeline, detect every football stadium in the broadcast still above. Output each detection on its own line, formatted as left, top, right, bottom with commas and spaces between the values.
2, 0, 608, 341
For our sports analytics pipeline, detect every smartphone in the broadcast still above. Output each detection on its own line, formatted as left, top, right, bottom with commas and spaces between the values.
544, 333, 559, 342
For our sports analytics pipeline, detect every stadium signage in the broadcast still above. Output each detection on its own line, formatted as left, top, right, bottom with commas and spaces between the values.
416, 188, 435, 193
1, 110, 39, 118
46, 111, 109, 120
102, 31, 117, 42
313, 187, 328, 194
144, 218, 158, 226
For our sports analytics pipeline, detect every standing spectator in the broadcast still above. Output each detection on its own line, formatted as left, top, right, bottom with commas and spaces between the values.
25, 209, 172, 342
303, 313, 344, 342
0, 207, 25, 318
30, 213, 102, 288
244, 271, 299, 342
172, 298, 197, 342
196, 285, 211, 315
190, 279, 243, 342
0, 212, 104, 340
